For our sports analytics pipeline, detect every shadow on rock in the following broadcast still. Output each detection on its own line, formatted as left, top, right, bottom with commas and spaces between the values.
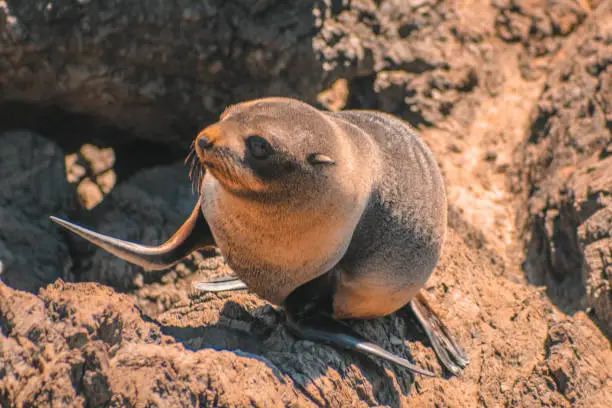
155, 297, 421, 406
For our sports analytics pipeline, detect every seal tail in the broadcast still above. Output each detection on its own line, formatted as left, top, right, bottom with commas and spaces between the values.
50, 198, 215, 271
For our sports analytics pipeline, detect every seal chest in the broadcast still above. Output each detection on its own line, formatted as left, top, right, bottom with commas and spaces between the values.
200, 152, 372, 305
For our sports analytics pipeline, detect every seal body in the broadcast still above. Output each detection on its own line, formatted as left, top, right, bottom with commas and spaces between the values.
50, 97, 465, 377
198, 99, 446, 319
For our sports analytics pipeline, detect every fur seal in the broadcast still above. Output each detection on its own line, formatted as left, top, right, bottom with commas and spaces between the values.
51, 97, 469, 376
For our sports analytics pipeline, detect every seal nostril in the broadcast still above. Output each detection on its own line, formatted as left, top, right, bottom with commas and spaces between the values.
198, 135, 214, 150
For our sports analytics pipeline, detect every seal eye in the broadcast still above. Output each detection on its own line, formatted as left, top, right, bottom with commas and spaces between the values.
246, 135, 273, 159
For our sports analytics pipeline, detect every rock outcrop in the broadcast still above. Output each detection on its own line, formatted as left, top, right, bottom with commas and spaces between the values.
514, 0, 612, 336
1, 0, 611, 407
0, 131, 74, 292
2, 228, 610, 407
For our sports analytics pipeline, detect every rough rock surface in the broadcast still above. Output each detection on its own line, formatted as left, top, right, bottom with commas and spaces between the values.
0, 0, 326, 145
1, 0, 454, 146
0, 280, 312, 407
2, 229, 611, 407
514, 0, 612, 335
1, 0, 612, 407
2, 0, 589, 146
493, 0, 594, 79
0, 131, 74, 292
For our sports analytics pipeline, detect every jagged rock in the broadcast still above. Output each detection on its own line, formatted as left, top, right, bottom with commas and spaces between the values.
1, 228, 611, 407
1, 0, 460, 146
0, 280, 313, 407
343, 0, 501, 129
1, 1, 612, 406
493, 0, 592, 78
0, 1, 528, 145
0, 131, 74, 292
514, 0, 612, 335
0, 0, 327, 145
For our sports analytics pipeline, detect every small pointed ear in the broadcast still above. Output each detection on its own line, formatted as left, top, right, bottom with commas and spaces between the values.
308, 153, 336, 165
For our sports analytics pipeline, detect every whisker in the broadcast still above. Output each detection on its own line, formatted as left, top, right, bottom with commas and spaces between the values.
221, 158, 234, 185
198, 167, 205, 195
184, 145, 203, 196
193, 164, 202, 195
222, 155, 241, 187
189, 158, 197, 180
184, 146, 194, 165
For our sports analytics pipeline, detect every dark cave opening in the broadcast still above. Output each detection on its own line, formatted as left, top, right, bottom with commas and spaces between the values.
0, 101, 188, 184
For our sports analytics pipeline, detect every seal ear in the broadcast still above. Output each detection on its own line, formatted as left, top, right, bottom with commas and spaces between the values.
308, 153, 335, 165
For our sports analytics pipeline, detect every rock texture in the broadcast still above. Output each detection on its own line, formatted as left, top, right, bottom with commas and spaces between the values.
2, 229, 610, 407
0, 131, 74, 292
493, 0, 594, 78
0, 0, 611, 407
0, 0, 326, 145
514, 0, 612, 335
0, 280, 313, 407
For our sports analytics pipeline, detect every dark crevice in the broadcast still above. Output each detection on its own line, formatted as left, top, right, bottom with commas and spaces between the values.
345, 75, 378, 110
112, 142, 186, 184
0, 101, 134, 152
0, 101, 186, 184
528, 107, 553, 144
599, 140, 612, 159
523, 196, 588, 316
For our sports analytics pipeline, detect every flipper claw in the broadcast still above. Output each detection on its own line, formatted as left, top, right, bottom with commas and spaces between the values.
410, 293, 469, 375
193, 275, 248, 292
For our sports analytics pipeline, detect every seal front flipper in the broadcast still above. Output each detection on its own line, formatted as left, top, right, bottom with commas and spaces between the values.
410, 293, 469, 375
50, 197, 216, 271
193, 275, 248, 292
285, 310, 436, 377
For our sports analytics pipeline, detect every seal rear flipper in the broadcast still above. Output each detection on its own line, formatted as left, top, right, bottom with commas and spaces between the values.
410, 292, 470, 375
285, 310, 436, 377
193, 275, 248, 292
50, 198, 216, 271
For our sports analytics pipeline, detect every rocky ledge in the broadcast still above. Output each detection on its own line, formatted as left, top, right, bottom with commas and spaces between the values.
1, 1, 611, 407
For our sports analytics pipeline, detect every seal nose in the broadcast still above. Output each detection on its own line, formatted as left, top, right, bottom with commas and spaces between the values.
197, 134, 214, 151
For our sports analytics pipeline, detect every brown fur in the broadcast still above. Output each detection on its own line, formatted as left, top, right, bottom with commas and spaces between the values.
195, 98, 446, 317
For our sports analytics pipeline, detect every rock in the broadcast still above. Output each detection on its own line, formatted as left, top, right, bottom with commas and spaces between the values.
0, 130, 73, 219
1, 0, 449, 146
344, 0, 497, 130
0, 131, 74, 292
0, 1, 326, 145
493, 0, 591, 78
1, 0, 612, 406
514, 0, 612, 335
1, 229, 610, 407
0, 280, 312, 407
0, 1, 529, 146
65, 143, 118, 209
